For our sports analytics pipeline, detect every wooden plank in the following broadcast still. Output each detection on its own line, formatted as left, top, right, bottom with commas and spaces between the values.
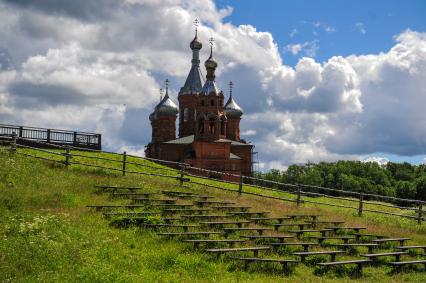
183, 239, 246, 248
162, 190, 195, 195
181, 214, 233, 219
361, 252, 407, 262
390, 260, 426, 266
371, 238, 411, 246
269, 242, 317, 252
157, 232, 221, 237
223, 227, 273, 236
396, 245, 426, 252
326, 226, 367, 232
332, 243, 379, 253
241, 235, 294, 243
205, 246, 270, 258
228, 211, 269, 216
318, 259, 371, 266
294, 250, 344, 263
211, 206, 251, 210
233, 257, 298, 271
200, 221, 251, 228
308, 235, 356, 244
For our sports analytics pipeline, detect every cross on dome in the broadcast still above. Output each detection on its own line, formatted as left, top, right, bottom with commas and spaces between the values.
193, 18, 199, 35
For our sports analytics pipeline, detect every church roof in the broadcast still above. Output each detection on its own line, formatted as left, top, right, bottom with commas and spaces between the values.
201, 80, 220, 95
164, 135, 251, 146
180, 65, 205, 95
164, 135, 195, 144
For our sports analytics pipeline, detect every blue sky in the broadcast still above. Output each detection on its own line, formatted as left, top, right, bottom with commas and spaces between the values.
215, 0, 426, 166
217, 0, 426, 66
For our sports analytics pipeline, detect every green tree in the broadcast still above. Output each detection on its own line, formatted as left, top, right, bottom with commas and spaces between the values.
416, 177, 426, 201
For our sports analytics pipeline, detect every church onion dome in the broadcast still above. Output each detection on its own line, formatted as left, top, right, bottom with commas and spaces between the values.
155, 91, 178, 116
204, 50, 218, 70
190, 34, 202, 50
224, 95, 243, 118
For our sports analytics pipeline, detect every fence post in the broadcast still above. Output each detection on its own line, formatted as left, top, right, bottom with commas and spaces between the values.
179, 164, 185, 186
18, 126, 23, 138
296, 184, 302, 207
418, 202, 424, 225
47, 129, 51, 143
358, 192, 364, 217
73, 132, 77, 146
122, 151, 127, 176
10, 131, 17, 153
64, 146, 70, 168
239, 172, 243, 195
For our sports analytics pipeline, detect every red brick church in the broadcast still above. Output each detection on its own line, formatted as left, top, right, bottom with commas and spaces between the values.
145, 29, 253, 180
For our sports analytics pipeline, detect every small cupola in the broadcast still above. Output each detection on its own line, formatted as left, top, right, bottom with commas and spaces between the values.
155, 79, 178, 117
224, 81, 243, 118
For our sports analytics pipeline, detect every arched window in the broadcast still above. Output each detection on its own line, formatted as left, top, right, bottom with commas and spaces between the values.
211, 99, 214, 106
198, 118, 204, 134
209, 118, 215, 134
183, 108, 189, 122
201, 100, 205, 106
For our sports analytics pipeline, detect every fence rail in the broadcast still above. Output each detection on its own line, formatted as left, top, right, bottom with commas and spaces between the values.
0, 123, 101, 150
2, 133, 425, 224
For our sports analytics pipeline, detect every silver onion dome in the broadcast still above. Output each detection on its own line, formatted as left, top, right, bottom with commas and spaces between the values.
190, 34, 202, 50
155, 91, 178, 116
224, 94, 243, 118
204, 49, 218, 70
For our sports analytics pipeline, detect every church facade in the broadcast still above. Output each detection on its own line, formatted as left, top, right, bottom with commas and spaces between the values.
145, 31, 253, 180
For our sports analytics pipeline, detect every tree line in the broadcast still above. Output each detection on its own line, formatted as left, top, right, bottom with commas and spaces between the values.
254, 161, 426, 202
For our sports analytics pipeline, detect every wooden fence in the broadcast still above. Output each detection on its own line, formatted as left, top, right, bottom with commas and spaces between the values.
0, 123, 101, 150
3, 133, 425, 224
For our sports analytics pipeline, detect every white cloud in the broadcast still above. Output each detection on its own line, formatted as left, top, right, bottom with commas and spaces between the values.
355, 22, 366, 35
285, 40, 319, 57
362, 156, 389, 165
0, 1, 425, 171
312, 22, 336, 34
241, 129, 256, 136
289, 28, 297, 38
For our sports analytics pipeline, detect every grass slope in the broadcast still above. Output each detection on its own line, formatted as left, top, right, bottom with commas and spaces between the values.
1, 147, 425, 282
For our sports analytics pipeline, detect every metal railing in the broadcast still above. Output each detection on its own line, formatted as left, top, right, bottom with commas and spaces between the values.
0, 123, 101, 150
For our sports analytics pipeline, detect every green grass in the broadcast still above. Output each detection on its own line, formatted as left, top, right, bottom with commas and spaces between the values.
1, 146, 426, 282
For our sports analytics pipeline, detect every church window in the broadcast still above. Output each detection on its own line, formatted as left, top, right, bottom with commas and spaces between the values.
201, 100, 205, 106
220, 119, 225, 135
198, 118, 204, 134
183, 108, 189, 122
209, 118, 215, 134
211, 99, 214, 106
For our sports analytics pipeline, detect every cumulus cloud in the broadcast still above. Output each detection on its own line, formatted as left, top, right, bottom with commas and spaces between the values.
362, 156, 389, 165
0, 0, 425, 170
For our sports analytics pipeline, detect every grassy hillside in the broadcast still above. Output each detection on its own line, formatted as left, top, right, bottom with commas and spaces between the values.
1, 146, 425, 282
